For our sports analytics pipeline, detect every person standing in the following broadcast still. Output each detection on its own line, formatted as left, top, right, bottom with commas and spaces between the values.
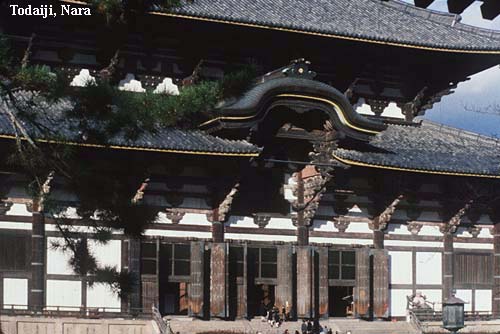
301, 320, 307, 334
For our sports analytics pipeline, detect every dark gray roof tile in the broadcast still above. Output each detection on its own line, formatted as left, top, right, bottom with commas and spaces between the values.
334, 121, 500, 177
159, 0, 500, 52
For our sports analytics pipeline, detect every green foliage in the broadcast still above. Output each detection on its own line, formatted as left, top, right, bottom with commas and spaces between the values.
13, 65, 58, 93
0, 35, 11, 76
93, 266, 136, 298
220, 65, 257, 99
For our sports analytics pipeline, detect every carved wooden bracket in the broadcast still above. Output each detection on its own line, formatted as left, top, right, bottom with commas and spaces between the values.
369, 195, 403, 231
253, 214, 271, 228
468, 225, 481, 238
442, 200, 474, 234
132, 178, 150, 204
166, 210, 185, 224
0, 201, 13, 215
334, 216, 350, 233
218, 183, 239, 222
406, 221, 423, 236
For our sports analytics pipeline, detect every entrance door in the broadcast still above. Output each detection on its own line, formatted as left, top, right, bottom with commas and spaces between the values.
328, 286, 354, 317
248, 284, 275, 318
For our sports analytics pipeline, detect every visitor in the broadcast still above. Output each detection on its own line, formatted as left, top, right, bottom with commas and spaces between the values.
306, 320, 312, 334
301, 320, 307, 334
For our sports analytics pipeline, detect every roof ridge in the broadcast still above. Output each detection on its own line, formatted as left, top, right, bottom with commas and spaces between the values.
379, 0, 500, 41
421, 120, 500, 145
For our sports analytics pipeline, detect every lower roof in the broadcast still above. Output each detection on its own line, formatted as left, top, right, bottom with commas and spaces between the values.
0, 96, 260, 157
333, 121, 500, 178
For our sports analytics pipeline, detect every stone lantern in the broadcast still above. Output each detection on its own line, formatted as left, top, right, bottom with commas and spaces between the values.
442, 295, 465, 334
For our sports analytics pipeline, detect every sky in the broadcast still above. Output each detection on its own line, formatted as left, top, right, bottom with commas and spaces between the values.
401, 0, 500, 137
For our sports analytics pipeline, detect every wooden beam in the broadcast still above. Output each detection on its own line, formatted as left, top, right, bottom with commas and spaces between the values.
414, 0, 435, 8
448, 0, 475, 14
481, 0, 500, 20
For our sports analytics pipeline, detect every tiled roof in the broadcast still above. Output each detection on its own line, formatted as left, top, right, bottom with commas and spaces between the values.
158, 0, 500, 52
0, 95, 260, 156
334, 121, 500, 177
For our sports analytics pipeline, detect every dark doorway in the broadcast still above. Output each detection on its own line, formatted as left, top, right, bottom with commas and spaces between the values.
159, 281, 189, 315
328, 286, 353, 317
248, 284, 275, 318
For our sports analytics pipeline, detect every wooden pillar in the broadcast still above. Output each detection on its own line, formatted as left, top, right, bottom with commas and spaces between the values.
493, 223, 500, 317
372, 249, 389, 319
212, 221, 224, 243
354, 247, 371, 318
276, 245, 293, 318
296, 246, 313, 319
29, 212, 45, 311
373, 230, 384, 250
210, 242, 228, 318
236, 244, 247, 319
189, 241, 205, 318
128, 238, 141, 312
442, 232, 454, 302
317, 247, 329, 319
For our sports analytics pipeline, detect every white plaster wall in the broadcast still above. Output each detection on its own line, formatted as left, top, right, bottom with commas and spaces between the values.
387, 224, 412, 235
3, 278, 28, 309
455, 289, 472, 312
454, 243, 493, 250
381, 102, 405, 119
155, 212, 169, 224
87, 284, 121, 310
0, 222, 32, 230
416, 252, 442, 285
225, 233, 296, 242
89, 240, 121, 271
390, 289, 412, 316
179, 213, 211, 226
312, 220, 337, 232
5, 203, 31, 216
420, 290, 442, 311
46, 280, 82, 310
47, 237, 75, 275
346, 222, 371, 233
143, 229, 211, 239
385, 240, 442, 248
308, 237, 373, 245
266, 217, 295, 230
389, 251, 412, 284
475, 290, 492, 312
227, 216, 257, 228
418, 225, 442, 237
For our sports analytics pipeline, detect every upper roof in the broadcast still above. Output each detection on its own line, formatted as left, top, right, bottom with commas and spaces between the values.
334, 121, 500, 178
153, 0, 500, 53
0, 95, 260, 157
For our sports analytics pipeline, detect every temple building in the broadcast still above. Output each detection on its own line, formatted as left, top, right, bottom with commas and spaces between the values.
1, 0, 500, 329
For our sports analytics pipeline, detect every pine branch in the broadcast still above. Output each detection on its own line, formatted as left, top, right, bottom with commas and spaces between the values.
21, 34, 36, 69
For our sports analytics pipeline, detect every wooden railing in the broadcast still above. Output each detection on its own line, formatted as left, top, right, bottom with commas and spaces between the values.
1, 304, 152, 319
